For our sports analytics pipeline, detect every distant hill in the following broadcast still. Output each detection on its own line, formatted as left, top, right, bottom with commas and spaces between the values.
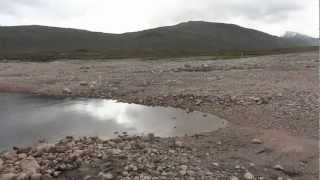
282, 31, 318, 47
0, 21, 318, 58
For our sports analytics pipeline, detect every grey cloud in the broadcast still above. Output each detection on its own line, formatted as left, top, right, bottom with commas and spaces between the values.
0, 0, 316, 36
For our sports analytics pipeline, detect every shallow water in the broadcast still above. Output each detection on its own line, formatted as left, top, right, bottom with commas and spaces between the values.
0, 93, 227, 149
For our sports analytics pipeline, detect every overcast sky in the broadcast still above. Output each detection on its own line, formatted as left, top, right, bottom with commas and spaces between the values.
0, 0, 318, 37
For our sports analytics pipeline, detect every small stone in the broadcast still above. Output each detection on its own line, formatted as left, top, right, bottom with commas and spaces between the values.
243, 172, 254, 180
251, 138, 263, 144
175, 141, 183, 147
79, 81, 88, 86
18, 153, 27, 159
147, 133, 155, 141
230, 176, 239, 180
52, 171, 61, 177
180, 165, 188, 171
111, 149, 122, 155
62, 88, 72, 94
249, 163, 255, 167
212, 162, 219, 166
277, 177, 283, 180
98, 172, 113, 179
179, 165, 188, 175
179, 170, 187, 176
235, 165, 241, 169
273, 164, 284, 171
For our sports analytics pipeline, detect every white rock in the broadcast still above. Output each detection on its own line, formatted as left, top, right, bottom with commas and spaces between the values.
98, 172, 113, 179
175, 141, 183, 147
244, 172, 254, 180
251, 138, 263, 144
20, 156, 40, 174
212, 162, 219, 166
273, 164, 284, 171
62, 87, 72, 94
18, 153, 28, 159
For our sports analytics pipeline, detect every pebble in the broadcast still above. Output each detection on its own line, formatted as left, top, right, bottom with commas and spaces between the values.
18, 153, 27, 159
273, 164, 284, 171
212, 162, 219, 166
243, 172, 254, 180
175, 141, 183, 147
79, 81, 88, 86
98, 172, 113, 179
251, 138, 263, 144
62, 88, 72, 94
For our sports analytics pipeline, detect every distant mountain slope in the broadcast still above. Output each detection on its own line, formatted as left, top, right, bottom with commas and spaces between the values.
0, 21, 317, 54
282, 31, 318, 46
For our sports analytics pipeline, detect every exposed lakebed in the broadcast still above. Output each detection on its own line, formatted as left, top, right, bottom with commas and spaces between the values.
0, 93, 227, 149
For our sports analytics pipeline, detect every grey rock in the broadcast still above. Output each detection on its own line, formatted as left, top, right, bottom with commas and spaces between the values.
79, 81, 88, 86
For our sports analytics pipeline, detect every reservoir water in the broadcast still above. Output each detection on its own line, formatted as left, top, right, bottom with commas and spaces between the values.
0, 93, 227, 149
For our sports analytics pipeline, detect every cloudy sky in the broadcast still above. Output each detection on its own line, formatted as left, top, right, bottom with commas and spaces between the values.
0, 0, 318, 37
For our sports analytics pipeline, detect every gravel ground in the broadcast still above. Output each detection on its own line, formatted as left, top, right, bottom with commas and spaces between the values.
0, 52, 318, 179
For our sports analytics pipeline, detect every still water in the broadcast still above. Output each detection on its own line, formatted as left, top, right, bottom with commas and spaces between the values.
0, 93, 227, 149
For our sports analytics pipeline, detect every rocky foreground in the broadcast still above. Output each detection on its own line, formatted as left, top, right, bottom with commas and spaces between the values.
0, 127, 314, 180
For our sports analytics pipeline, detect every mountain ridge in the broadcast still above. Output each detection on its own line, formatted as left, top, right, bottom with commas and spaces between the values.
0, 21, 318, 57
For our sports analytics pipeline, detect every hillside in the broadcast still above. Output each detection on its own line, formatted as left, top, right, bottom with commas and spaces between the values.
0, 21, 318, 58
282, 31, 318, 47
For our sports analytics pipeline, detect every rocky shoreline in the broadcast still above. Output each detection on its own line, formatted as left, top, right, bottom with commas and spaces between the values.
1, 123, 318, 180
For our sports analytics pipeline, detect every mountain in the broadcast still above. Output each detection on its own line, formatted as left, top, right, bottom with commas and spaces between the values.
0, 21, 317, 57
282, 31, 318, 46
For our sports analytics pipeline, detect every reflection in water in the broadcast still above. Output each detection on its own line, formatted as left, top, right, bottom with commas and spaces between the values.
0, 93, 227, 149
